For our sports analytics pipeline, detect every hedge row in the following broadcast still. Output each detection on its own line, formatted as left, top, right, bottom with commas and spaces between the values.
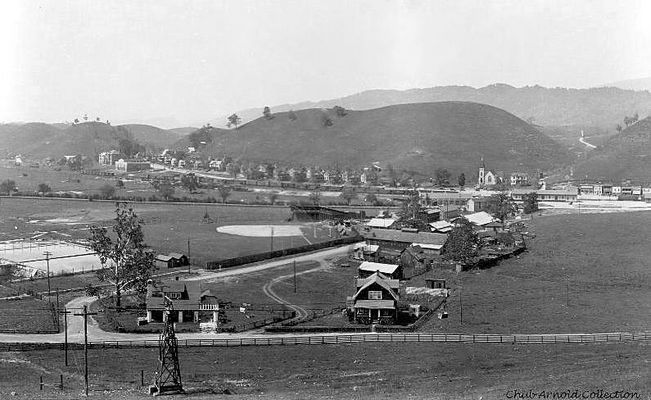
205, 236, 362, 269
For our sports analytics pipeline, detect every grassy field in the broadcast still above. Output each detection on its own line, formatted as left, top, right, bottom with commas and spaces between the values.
0, 298, 57, 332
0, 341, 647, 399
418, 211, 651, 334
0, 197, 337, 266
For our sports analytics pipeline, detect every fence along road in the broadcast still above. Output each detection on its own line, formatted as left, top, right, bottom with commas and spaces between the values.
0, 331, 649, 351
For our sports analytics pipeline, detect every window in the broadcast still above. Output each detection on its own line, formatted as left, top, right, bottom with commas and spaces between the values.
368, 291, 382, 300
166, 292, 181, 300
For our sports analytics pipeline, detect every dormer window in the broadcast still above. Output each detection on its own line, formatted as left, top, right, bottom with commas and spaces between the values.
167, 292, 181, 300
368, 291, 382, 300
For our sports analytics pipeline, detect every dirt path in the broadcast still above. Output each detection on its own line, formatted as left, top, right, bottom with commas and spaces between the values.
261, 261, 328, 320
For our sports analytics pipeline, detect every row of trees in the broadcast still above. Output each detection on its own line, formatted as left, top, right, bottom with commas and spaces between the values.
226, 105, 349, 130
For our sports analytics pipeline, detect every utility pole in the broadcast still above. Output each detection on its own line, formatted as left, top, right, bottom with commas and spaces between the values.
59, 308, 71, 366
270, 226, 274, 252
293, 259, 297, 293
187, 238, 191, 274
43, 251, 52, 300
459, 287, 463, 325
74, 305, 97, 396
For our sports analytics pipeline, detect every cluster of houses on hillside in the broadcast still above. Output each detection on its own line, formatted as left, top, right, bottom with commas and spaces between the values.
154, 148, 384, 184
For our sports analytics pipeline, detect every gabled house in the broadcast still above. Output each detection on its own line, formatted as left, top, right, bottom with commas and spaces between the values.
145, 280, 220, 324
510, 172, 529, 186
348, 272, 400, 325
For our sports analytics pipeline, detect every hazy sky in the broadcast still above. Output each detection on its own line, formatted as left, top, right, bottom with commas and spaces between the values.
2, 0, 651, 127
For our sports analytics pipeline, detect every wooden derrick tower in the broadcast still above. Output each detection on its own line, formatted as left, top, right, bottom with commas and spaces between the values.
150, 297, 184, 396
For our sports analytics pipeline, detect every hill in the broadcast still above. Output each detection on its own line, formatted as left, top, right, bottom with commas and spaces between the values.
574, 117, 651, 183
118, 124, 185, 148
226, 84, 651, 130
602, 76, 651, 92
0, 123, 62, 156
0, 122, 190, 160
169, 127, 198, 136
181, 102, 573, 178
0, 122, 143, 160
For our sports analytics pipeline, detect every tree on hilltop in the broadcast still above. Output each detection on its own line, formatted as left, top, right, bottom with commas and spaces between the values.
89, 203, 155, 307
333, 105, 347, 117
263, 106, 274, 120
227, 113, 242, 130
288, 110, 298, 121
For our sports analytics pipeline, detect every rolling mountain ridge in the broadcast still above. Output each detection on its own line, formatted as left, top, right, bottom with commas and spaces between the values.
179, 101, 574, 178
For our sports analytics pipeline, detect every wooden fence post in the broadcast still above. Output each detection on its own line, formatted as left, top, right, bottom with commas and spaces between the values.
40, 376, 43, 390
60, 374, 63, 390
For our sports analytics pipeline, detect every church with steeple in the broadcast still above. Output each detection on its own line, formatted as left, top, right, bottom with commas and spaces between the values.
478, 158, 497, 187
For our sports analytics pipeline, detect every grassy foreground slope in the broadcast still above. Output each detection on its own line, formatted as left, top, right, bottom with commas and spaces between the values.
575, 116, 651, 183
181, 102, 572, 177
0, 343, 647, 399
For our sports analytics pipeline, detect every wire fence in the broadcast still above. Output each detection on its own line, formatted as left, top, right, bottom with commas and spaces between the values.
1, 331, 649, 351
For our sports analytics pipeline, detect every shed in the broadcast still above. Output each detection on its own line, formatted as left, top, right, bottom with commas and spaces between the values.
155, 255, 177, 269
169, 252, 189, 266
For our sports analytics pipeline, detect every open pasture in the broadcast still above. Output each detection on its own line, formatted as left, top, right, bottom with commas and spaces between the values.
420, 211, 651, 334
0, 342, 647, 399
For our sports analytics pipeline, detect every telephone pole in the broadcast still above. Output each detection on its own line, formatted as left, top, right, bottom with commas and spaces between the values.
74, 305, 97, 396
270, 226, 274, 252
59, 308, 71, 366
293, 259, 297, 293
43, 251, 52, 299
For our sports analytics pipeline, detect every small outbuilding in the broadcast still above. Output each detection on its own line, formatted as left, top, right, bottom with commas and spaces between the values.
169, 252, 189, 266
155, 255, 177, 269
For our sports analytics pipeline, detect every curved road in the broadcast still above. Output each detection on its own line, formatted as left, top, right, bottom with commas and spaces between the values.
262, 260, 328, 321
0, 245, 354, 343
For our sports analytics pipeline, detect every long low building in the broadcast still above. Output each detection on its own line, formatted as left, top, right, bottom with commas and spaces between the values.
364, 228, 448, 254
511, 187, 578, 202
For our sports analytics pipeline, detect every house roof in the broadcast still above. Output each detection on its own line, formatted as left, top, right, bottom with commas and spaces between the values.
429, 220, 453, 232
353, 273, 400, 302
146, 281, 206, 311
365, 229, 448, 246
168, 252, 187, 259
356, 272, 400, 290
156, 255, 174, 262
353, 300, 396, 309
412, 242, 444, 251
358, 262, 400, 275
464, 211, 496, 226
367, 218, 396, 228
